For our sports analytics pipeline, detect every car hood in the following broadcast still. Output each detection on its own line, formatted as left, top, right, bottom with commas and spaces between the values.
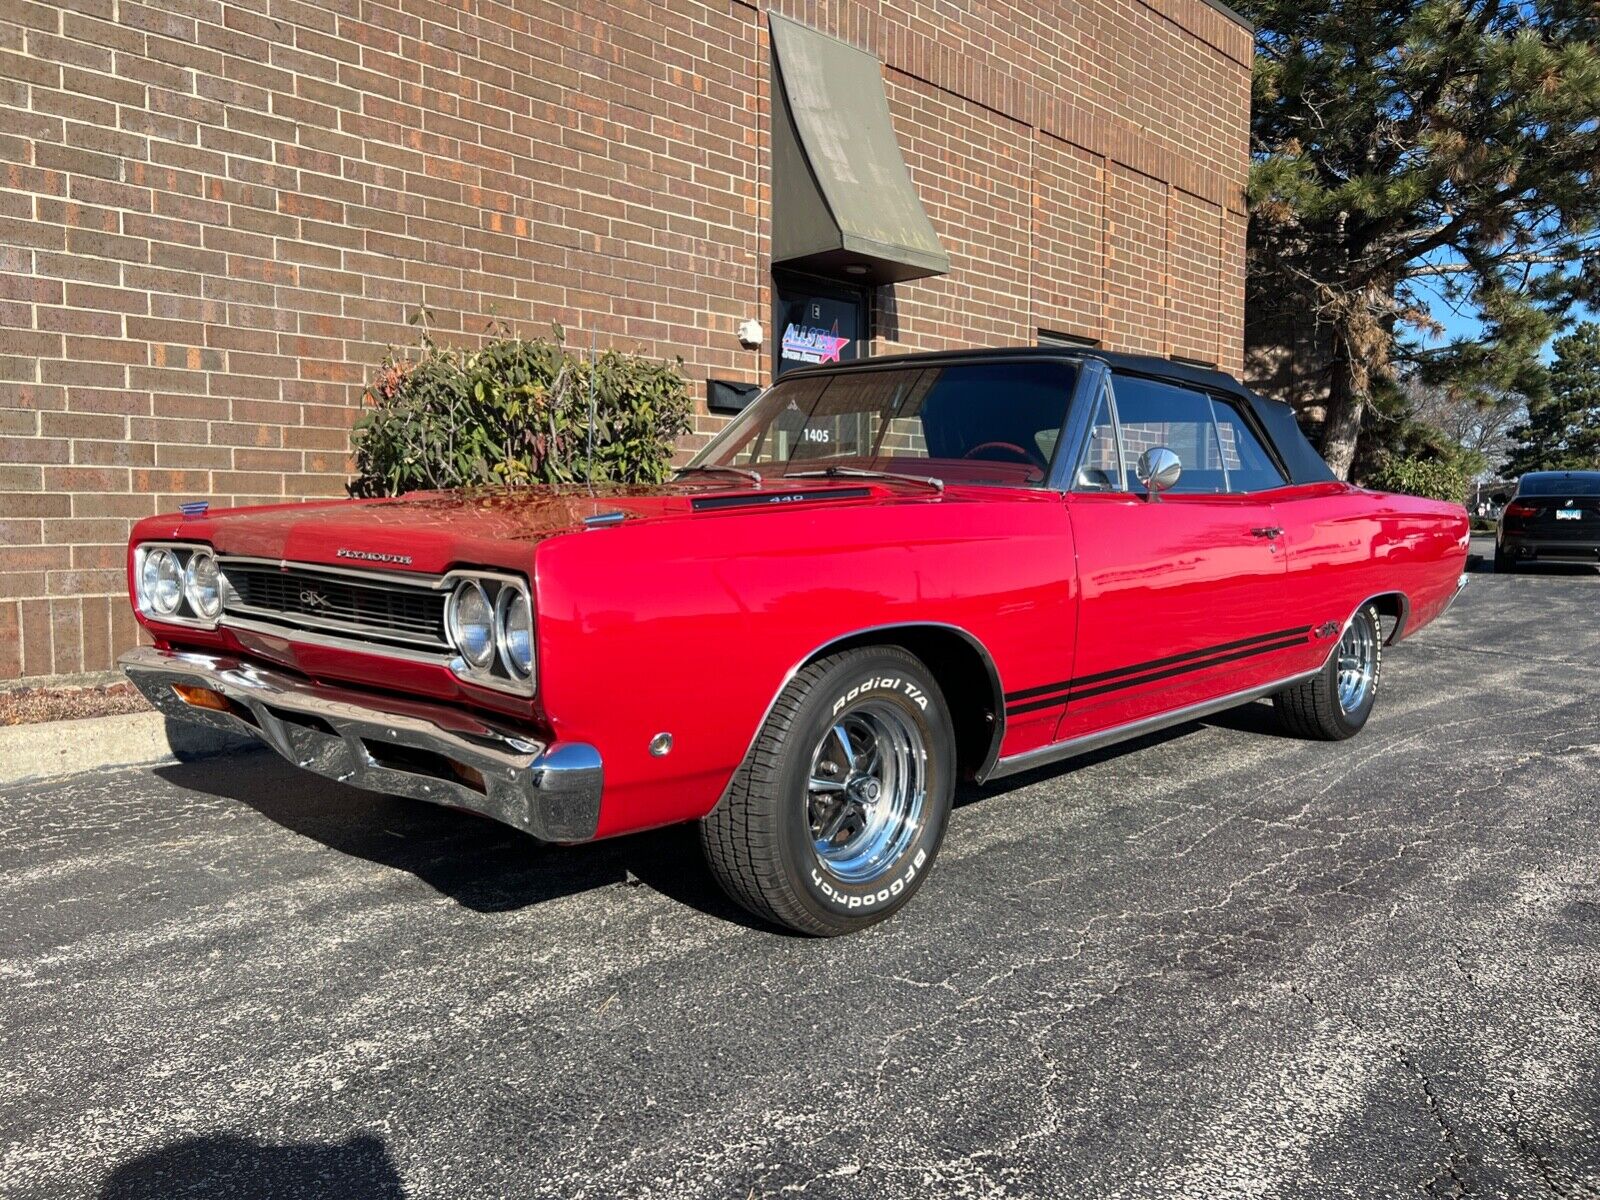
133, 480, 933, 575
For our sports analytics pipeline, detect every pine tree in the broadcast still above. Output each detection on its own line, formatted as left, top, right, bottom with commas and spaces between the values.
1504, 322, 1600, 474
1236, 0, 1600, 478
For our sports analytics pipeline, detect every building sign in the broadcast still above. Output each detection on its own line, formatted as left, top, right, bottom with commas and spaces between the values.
773, 276, 866, 376
780, 323, 851, 365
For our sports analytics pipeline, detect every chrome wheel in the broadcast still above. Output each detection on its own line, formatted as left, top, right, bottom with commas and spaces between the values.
807, 700, 928, 884
1336, 615, 1377, 714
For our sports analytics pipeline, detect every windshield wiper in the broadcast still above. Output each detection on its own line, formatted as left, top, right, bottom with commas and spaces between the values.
783, 466, 945, 495
675, 464, 763, 487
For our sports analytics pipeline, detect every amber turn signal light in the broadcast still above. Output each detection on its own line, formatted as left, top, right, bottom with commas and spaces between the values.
447, 759, 487, 792
171, 684, 232, 713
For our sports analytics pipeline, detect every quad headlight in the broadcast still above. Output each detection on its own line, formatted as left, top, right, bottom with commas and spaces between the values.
141, 548, 184, 616
495, 586, 534, 680
447, 580, 496, 670
445, 573, 534, 694
135, 543, 222, 627
184, 549, 223, 620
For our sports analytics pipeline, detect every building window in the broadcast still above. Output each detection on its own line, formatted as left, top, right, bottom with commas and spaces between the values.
1038, 329, 1100, 349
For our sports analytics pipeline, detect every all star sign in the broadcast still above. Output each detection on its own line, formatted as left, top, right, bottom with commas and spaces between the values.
780, 323, 851, 365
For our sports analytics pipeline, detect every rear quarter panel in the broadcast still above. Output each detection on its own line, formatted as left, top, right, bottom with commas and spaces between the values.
533, 493, 1077, 838
1275, 482, 1469, 668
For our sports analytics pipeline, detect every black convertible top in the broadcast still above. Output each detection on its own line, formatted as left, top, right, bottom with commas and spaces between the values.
1086, 351, 1335, 486
781, 346, 1338, 486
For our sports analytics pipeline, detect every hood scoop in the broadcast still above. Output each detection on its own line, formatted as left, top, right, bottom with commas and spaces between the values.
690, 487, 873, 512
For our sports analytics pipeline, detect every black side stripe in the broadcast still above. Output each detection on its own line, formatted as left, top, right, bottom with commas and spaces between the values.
1003, 625, 1309, 703
1067, 625, 1311, 689
1004, 625, 1313, 715
1065, 634, 1309, 701
1005, 679, 1083, 703
1007, 693, 1077, 716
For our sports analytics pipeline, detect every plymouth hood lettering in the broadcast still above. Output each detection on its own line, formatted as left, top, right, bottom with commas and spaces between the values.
337, 548, 413, 565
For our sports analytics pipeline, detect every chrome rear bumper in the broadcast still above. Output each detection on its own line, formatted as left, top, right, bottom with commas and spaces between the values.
120, 646, 602, 842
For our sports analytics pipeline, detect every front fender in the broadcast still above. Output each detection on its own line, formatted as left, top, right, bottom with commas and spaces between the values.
531, 498, 1074, 838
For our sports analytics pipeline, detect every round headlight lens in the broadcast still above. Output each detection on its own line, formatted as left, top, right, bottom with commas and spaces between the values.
449, 580, 495, 669
141, 548, 183, 616
184, 550, 222, 620
495, 587, 534, 680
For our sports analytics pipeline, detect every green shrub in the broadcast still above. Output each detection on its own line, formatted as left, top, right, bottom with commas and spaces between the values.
1362, 455, 1468, 505
350, 328, 693, 497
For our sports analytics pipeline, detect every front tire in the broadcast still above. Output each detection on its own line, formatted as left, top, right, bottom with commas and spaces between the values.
1273, 603, 1383, 740
700, 647, 955, 936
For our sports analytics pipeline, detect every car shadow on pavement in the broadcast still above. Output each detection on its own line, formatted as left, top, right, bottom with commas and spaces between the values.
955, 719, 1209, 807
99, 1132, 404, 1199
151, 753, 769, 930
1197, 696, 1307, 739
1493, 562, 1598, 576
1469, 540, 1598, 576
957, 692, 1329, 808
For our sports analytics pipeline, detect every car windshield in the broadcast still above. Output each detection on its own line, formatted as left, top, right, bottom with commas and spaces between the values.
1519, 474, 1600, 496
686, 360, 1078, 488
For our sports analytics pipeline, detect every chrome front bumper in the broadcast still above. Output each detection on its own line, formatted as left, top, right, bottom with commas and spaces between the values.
120, 647, 602, 842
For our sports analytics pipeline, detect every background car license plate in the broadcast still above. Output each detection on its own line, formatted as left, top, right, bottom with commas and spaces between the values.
1557, 508, 1582, 520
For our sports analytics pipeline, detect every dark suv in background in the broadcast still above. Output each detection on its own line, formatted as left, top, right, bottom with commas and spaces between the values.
1496, 470, 1600, 572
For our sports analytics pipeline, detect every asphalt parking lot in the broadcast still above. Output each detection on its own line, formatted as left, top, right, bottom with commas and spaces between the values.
2, 548, 1597, 1199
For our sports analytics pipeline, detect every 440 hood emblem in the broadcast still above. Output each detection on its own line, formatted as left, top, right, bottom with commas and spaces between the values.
336, 548, 413, 565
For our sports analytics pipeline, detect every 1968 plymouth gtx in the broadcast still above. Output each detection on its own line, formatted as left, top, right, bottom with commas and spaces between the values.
121, 349, 1469, 935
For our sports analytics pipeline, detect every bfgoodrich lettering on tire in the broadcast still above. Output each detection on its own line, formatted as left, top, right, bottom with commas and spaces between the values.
700, 646, 955, 936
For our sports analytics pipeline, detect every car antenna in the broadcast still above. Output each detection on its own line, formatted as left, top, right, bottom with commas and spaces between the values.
585, 329, 597, 492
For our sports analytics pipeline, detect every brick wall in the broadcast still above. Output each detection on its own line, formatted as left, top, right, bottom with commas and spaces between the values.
0, 0, 1251, 683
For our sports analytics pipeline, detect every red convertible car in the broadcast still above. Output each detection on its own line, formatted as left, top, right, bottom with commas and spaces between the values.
121, 349, 1469, 935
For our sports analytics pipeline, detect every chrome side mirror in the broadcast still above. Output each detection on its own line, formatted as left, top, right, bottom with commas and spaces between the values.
1135, 446, 1182, 501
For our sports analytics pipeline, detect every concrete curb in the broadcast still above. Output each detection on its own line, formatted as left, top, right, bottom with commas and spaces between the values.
0, 711, 258, 787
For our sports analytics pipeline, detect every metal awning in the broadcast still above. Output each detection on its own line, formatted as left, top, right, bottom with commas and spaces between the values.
769, 14, 950, 286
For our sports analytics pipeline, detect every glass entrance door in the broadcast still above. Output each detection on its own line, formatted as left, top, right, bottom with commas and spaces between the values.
773, 274, 867, 377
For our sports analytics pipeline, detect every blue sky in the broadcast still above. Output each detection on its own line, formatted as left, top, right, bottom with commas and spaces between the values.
1429, 306, 1486, 346
1418, 303, 1595, 364
1408, 249, 1495, 354
1410, 250, 1595, 363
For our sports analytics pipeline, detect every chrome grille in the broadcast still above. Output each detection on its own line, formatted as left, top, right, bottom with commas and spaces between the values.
218, 558, 449, 652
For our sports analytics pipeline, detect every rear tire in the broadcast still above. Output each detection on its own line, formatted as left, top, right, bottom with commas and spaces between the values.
1494, 546, 1515, 574
700, 647, 955, 936
1273, 603, 1382, 741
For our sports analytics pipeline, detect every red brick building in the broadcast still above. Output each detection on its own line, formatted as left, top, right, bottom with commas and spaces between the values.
0, 0, 1252, 684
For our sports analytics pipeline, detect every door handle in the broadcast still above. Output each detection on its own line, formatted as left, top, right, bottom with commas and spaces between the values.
1250, 526, 1284, 539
